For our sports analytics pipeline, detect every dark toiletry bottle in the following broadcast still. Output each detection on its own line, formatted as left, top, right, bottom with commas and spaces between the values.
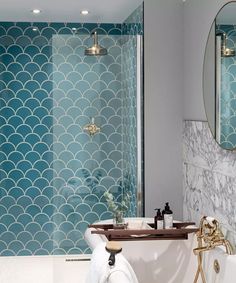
162, 202, 173, 229
154, 208, 164, 229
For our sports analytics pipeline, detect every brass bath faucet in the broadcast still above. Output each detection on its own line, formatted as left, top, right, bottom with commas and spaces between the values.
193, 216, 233, 283
194, 216, 233, 256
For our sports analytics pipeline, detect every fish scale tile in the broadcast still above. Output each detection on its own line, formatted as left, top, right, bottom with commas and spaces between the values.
0, 22, 123, 256
0, 3, 143, 256
216, 25, 236, 149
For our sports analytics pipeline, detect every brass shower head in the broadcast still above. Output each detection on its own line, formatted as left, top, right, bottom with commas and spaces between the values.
84, 31, 107, 56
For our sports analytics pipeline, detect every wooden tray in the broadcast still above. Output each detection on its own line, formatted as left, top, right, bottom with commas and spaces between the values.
88, 222, 199, 241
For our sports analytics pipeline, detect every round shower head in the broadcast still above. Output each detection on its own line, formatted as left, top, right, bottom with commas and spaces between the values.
85, 31, 107, 56
221, 47, 236, 57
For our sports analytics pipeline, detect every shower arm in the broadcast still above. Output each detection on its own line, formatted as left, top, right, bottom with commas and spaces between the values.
216, 32, 227, 49
93, 31, 98, 45
216, 30, 236, 48
222, 33, 226, 49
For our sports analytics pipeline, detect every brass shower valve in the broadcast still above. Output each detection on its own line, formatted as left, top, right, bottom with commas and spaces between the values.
83, 118, 101, 136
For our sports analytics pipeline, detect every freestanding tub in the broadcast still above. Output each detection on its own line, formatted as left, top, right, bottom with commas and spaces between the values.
0, 254, 90, 283
85, 218, 236, 283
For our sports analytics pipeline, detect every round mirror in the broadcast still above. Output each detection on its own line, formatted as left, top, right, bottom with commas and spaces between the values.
203, 1, 236, 150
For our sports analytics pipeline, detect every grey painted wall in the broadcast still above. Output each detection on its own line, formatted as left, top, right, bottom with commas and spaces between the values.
144, 0, 232, 219
144, 0, 184, 219
183, 0, 232, 120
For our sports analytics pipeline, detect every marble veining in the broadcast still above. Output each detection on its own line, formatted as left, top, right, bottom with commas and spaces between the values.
183, 120, 236, 177
183, 120, 236, 247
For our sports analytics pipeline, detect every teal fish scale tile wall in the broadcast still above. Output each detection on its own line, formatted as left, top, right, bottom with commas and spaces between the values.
217, 25, 236, 149
0, 22, 129, 256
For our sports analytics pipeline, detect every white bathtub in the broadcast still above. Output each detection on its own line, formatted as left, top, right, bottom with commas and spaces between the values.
122, 236, 236, 283
0, 255, 91, 283
86, 218, 198, 282
85, 218, 236, 283
120, 234, 198, 283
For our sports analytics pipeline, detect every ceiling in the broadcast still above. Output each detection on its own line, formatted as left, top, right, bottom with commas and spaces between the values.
0, 0, 143, 23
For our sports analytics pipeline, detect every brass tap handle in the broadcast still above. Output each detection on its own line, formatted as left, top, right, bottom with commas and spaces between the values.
197, 216, 233, 254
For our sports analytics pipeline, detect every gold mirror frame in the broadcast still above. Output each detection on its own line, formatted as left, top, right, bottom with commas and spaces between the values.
203, 1, 236, 151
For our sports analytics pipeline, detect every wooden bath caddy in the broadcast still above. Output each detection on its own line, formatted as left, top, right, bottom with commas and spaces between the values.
88, 222, 199, 241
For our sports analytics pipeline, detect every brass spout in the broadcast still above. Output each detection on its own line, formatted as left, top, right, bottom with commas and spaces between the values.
193, 240, 233, 256
193, 246, 213, 255
207, 240, 234, 255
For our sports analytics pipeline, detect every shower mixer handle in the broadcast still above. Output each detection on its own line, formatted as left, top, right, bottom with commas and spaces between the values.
83, 118, 101, 136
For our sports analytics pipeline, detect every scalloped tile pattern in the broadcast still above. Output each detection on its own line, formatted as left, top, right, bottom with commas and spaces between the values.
0, 3, 144, 255
217, 25, 236, 149
0, 22, 128, 256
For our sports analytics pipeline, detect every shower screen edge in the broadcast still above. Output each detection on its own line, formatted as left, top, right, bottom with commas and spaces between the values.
136, 34, 144, 217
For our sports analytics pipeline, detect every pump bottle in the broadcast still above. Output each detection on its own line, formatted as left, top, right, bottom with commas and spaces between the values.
154, 208, 164, 229
162, 202, 173, 229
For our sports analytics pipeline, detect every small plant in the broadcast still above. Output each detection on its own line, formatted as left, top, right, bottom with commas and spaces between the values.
104, 190, 131, 215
